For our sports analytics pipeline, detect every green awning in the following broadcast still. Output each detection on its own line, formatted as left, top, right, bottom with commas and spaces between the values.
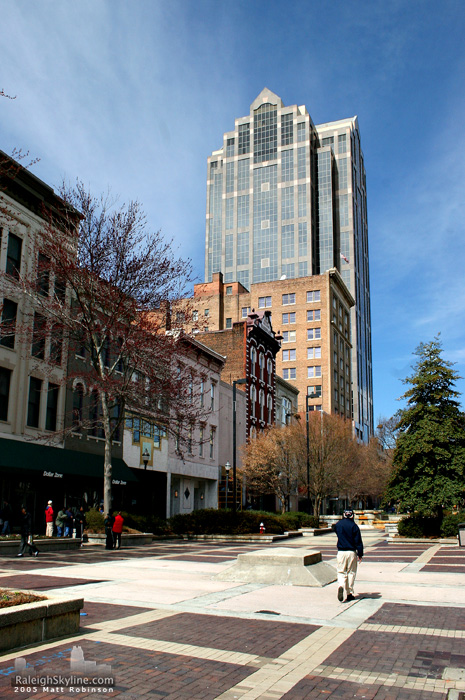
0, 437, 137, 483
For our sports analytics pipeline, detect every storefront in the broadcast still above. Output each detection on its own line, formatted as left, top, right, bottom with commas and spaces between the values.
0, 438, 137, 534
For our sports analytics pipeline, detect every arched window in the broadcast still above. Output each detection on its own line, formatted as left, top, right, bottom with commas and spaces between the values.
259, 353, 265, 380
250, 384, 256, 417
259, 389, 265, 420
250, 346, 257, 375
267, 393, 273, 420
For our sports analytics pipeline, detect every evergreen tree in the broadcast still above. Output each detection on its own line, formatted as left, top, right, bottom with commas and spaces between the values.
384, 337, 465, 517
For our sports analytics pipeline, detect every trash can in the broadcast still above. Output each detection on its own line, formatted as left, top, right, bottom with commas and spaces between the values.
458, 523, 465, 547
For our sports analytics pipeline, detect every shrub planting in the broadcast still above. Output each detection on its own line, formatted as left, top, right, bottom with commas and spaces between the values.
397, 514, 440, 538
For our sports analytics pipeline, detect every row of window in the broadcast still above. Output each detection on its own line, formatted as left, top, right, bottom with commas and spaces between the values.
281, 328, 321, 343
283, 347, 322, 361
282, 309, 321, 324
258, 290, 320, 308
0, 367, 59, 430
282, 366, 322, 380
4, 232, 66, 300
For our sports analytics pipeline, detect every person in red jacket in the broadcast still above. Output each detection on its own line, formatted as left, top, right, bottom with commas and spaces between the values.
45, 501, 54, 537
112, 512, 124, 549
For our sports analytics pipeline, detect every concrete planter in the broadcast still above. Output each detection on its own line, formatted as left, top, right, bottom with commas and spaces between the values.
0, 592, 84, 653
181, 531, 303, 543
0, 538, 82, 556
86, 533, 153, 546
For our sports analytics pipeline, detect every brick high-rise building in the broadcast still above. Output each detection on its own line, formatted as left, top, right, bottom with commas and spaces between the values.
205, 88, 372, 440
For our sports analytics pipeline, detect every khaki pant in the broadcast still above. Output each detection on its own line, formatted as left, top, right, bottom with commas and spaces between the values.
336, 550, 358, 595
46, 522, 54, 537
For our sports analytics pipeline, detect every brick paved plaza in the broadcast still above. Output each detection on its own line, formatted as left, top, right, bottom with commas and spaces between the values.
0, 531, 464, 699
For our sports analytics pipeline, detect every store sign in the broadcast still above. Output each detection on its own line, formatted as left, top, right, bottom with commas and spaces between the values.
43, 470, 63, 479
112, 479, 127, 486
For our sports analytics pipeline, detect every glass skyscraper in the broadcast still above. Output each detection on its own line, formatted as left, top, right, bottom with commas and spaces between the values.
205, 88, 373, 441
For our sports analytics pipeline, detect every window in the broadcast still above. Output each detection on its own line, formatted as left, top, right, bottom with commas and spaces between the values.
282, 330, 296, 343
50, 325, 63, 365
282, 312, 296, 324
307, 309, 321, 322
0, 367, 11, 421
307, 366, 322, 378
338, 133, 347, 154
250, 384, 257, 417
27, 377, 42, 428
37, 253, 50, 296
226, 137, 235, 157
238, 124, 250, 155
258, 296, 271, 308
281, 113, 293, 146
72, 383, 84, 431
200, 379, 204, 407
192, 310, 198, 322
187, 425, 193, 454
307, 290, 320, 303
307, 328, 321, 340
209, 427, 215, 458
267, 357, 273, 378
133, 417, 140, 443
307, 385, 322, 398
199, 426, 204, 457
334, 370, 338, 384
210, 382, 215, 410
297, 122, 306, 142
226, 286, 233, 295
250, 346, 257, 373
204, 309, 209, 316
259, 388, 265, 420
307, 346, 321, 359
241, 306, 250, 318
45, 383, 59, 431
226, 317, 232, 328
6, 233, 22, 278
259, 352, 265, 380
283, 368, 296, 380
282, 293, 296, 305
89, 390, 104, 438
282, 349, 296, 361
0, 299, 18, 349
32, 314, 46, 359
322, 136, 334, 147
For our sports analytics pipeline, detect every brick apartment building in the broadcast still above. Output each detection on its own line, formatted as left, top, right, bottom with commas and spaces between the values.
192, 269, 354, 419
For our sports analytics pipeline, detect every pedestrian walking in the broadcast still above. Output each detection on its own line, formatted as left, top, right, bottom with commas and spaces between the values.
55, 507, 66, 537
64, 507, 74, 537
104, 512, 114, 550
74, 506, 86, 544
332, 509, 363, 602
17, 506, 39, 557
0, 500, 12, 535
112, 512, 124, 550
45, 501, 54, 537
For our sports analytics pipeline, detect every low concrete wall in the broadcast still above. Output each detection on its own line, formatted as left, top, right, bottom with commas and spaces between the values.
181, 531, 303, 544
0, 538, 82, 556
0, 592, 84, 653
86, 533, 153, 546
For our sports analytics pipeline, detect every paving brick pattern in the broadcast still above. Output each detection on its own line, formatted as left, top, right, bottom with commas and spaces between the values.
422, 565, 465, 573
280, 675, 446, 699
366, 602, 465, 631
115, 612, 319, 658
0, 639, 254, 700
80, 602, 153, 626
323, 629, 465, 679
0, 574, 102, 590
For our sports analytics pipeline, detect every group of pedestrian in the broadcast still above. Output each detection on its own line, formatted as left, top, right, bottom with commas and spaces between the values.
104, 511, 124, 550
52, 503, 86, 539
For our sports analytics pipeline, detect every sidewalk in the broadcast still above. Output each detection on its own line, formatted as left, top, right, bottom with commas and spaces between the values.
0, 530, 464, 699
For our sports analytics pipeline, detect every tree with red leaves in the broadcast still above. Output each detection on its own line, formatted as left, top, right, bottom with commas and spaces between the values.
1, 178, 203, 513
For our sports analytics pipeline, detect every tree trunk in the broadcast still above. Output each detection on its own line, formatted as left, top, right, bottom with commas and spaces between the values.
101, 394, 113, 515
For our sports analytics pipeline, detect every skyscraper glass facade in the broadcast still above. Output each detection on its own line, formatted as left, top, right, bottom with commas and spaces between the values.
205, 89, 373, 440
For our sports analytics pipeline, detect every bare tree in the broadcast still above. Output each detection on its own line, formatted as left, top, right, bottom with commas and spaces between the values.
239, 422, 306, 513
1, 178, 205, 513
306, 412, 357, 519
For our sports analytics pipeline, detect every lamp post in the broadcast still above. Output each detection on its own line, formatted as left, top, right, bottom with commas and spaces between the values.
224, 461, 231, 509
142, 448, 150, 470
233, 378, 247, 514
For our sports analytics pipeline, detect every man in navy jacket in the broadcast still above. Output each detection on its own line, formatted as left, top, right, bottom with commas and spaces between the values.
332, 509, 363, 602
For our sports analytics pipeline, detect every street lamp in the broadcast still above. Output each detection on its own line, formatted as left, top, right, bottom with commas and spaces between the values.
233, 378, 247, 514
224, 461, 231, 509
142, 448, 150, 470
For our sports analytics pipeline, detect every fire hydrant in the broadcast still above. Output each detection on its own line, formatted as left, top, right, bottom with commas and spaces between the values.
259, 522, 265, 535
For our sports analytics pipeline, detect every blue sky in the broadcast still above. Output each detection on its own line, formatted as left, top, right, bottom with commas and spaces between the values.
2, 0, 465, 421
